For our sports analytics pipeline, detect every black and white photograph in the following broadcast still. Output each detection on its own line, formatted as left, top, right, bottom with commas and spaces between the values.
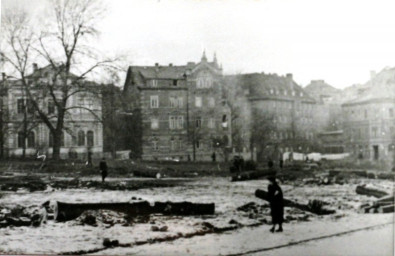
0, 0, 394, 255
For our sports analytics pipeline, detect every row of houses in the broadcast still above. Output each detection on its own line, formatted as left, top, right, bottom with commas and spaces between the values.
0, 53, 394, 165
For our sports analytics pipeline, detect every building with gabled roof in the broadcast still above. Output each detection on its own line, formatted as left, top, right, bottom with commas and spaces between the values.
342, 67, 395, 166
123, 52, 231, 161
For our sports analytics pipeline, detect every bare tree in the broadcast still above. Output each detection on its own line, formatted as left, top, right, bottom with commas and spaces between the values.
1, 0, 121, 160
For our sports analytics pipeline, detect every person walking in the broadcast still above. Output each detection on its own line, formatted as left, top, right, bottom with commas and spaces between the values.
99, 157, 108, 183
267, 176, 284, 232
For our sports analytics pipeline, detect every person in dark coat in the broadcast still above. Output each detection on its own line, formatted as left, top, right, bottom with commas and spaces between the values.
267, 176, 284, 232
99, 158, 108, 183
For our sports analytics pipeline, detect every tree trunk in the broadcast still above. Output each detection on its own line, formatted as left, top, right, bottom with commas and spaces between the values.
52, 131, 62, 160
54, 201, 215, 222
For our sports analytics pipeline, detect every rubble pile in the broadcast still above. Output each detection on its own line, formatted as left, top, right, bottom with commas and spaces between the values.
0, 205, 47, 228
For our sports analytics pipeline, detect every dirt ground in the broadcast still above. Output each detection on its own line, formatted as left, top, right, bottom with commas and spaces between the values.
0, 163, 394, 255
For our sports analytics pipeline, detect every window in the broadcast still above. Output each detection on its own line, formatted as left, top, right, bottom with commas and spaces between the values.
48, 100, 55, 114
372, 127, 378, 138
196, 140, 200, 149
177, 116, 184, 129
270, 89, 274, 94
169, 116, 177, 129
150, 95, 159, 108
152, 139, 159, 151
170, 97, 176, 108
78, 130, 85, 146
26, 99, 34, 114
195, 117, 202, 128
18, 132, 24, 148
177, 97, 183, 107
390, 108, 394, 118
195, 97, 202, 107
151, 118, 159, 129
27, 131, 35, 148
208, 97, 215, 107
170, 138, 175, 151
208, 118, 215, 128
87, 131, 94, 147
17, 99, 25, 114
151, 80, 158, 87
222, 114, 228, 129
173, 80, 177, 86
86, 99, 93, 111
77, 97, 84, 113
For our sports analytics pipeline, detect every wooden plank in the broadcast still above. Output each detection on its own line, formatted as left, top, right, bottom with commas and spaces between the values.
378, 204, 394, 213
231, 169, 276, 182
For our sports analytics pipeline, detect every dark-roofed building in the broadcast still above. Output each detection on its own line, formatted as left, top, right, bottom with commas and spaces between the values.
225, 72, 317, 162
123, 52, 231, 161
342, 67, 395, 166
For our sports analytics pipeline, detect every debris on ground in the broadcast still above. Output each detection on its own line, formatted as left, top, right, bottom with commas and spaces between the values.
54, 200, 215, 222
255, 189, 336, 215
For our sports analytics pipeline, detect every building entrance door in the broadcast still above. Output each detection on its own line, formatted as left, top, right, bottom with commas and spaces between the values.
373, 145, 379, 160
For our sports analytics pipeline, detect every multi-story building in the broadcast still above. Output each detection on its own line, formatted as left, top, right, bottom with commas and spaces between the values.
0, 64, 103, 159
342, 67, 395, 164
123, 52, 231, 161
304, 80, 343, 132
226, 72, 317, 162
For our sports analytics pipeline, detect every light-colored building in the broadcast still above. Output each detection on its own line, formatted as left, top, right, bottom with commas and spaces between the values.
123, 52, 231, 161
0, 64, 103, 159
342, 67, 395, 165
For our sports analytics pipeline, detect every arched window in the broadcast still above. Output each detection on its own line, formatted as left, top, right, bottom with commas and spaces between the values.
78, 130, 85, 146
87, 130, 94, 147
27, 131, 35, 148
18, 132, 25, 148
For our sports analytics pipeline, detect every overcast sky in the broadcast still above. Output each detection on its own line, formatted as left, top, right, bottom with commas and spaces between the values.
1, 0, 395, 88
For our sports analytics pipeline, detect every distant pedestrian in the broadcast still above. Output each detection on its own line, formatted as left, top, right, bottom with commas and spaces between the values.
279, 159, 283, 169
267, 176, 284, 232
211, 152, 216, 162
99, 157, 108, 182
267, 158, 274, 168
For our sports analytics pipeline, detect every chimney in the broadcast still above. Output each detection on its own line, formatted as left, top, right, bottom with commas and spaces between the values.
33, 63, 38, 72
1, 72, 6, 81
370, 70, 376, 80
169, 63, 173, 67
155, 63, 159, 67
286, 73, 293, 90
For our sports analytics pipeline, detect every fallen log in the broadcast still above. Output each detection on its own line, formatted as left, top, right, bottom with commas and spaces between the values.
54, 200, 215, 222
255, 189, 335, 215
231, 169, 276, 182
378, 204, 394, 213
355, 185, 388, 198
376, 194, 394, 203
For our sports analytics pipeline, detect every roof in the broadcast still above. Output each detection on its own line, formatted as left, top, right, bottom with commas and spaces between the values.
343, 67, 395, 106
225, 73, 316, 103
304, 80, 341, 102
131, 65, 189, 80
